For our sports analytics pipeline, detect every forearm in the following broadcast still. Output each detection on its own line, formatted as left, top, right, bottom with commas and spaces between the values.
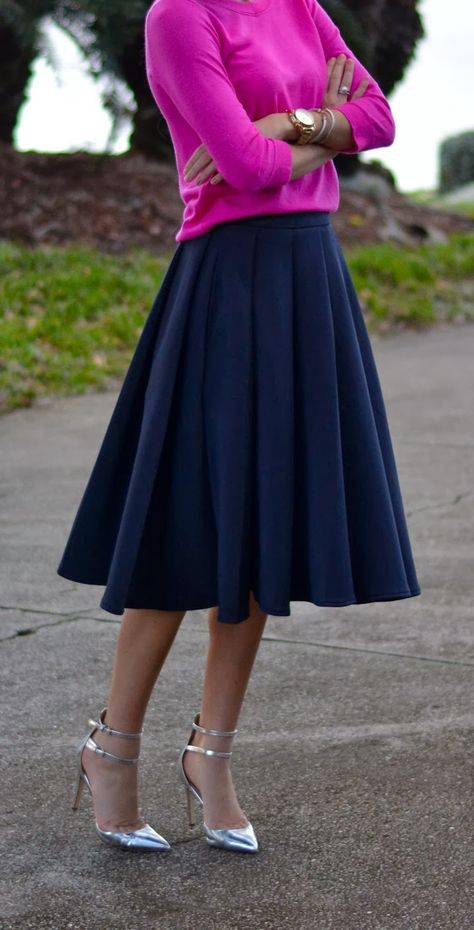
289, 141, 340, 181
310, 109, 355, 150
269, 111, 342, 179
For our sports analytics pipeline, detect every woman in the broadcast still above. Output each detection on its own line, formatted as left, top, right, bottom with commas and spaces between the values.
57, 0, 421, 855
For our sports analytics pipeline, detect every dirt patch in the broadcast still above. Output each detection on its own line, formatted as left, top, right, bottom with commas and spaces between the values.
1, 144, 472, 255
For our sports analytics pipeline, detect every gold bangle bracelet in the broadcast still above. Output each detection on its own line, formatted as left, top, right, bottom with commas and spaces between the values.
310, 111, 327, 143
321, 108, 336, 142
310, 108, 336, 144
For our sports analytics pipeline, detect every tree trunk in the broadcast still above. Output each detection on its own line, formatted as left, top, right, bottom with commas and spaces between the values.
117, 34, 175, 162
0, 24, 37, 145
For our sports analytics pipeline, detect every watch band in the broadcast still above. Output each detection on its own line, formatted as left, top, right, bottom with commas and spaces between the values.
285, 109, 316, 145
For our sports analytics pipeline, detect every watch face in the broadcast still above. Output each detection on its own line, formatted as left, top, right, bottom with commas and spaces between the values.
295, 108, 313, 126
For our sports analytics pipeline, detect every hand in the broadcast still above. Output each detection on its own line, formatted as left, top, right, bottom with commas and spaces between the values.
183, 141, 221, 186
323, 53, 370, 108
182, 113, 282, 187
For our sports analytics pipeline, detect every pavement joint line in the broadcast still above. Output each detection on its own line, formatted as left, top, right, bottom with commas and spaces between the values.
261, 635, 474, 668
406, 490, 472, 517
69, 614, 120, 623
3, 613, 471, 670
0, 603, 99, 617
0, 614, 87, 643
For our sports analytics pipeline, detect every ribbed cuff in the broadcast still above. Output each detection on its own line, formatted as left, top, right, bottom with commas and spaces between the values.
331, 102, 367, 154
266, 138, 294, 187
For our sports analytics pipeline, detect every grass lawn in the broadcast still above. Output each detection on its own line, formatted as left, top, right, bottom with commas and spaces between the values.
0, 243, 170, 415
347, 232, 474, 329
1, 233, 473, 415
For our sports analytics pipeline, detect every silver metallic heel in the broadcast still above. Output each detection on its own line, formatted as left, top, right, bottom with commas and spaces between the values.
72, 767, 88, 811
178, 714, 258, 853
185, 781, 197, 828
73, 707, 171, 851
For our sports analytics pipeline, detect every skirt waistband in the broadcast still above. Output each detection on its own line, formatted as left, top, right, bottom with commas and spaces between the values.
211, 211, 331, 230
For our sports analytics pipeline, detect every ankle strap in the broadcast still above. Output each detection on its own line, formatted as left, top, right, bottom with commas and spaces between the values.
192, 714, 238, 738
185, 744, 232, 759
88, 707, 143, 740
85, 735, 139, 765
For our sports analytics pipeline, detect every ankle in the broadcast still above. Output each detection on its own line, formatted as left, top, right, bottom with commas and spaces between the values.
191, 713, 238, 753
192, 731, 234, 754
90, 729, 142, 760
83, 707, 143, 763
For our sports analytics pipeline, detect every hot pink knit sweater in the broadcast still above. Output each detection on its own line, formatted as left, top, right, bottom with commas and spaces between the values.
144, 0, 395, 241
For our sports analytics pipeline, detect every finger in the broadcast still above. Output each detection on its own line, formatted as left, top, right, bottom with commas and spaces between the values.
184, 150, 213, 180
333, 58, 354, 103
325, 58, 336, 96
210, 172, 223, 185
326, 56, 336, 83
194, 159, 219, 185
332, 52, 346, 80
328, 53, 347, 97
183, 143, 208, 175
184, 142, 206, 170
350, 77, 370, 101
351, 76, 370, 100
340, 58, 354, 91
184, 152, 211, 178
325, 53, 348, 106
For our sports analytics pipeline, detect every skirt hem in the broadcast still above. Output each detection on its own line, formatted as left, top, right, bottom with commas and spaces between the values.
97, 586, 422, 623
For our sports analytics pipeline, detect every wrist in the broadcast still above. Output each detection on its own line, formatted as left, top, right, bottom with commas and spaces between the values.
281, 111, 300, 143
282, 108, 336, 146
308, 108, 337, 146
308, 110, 324, 144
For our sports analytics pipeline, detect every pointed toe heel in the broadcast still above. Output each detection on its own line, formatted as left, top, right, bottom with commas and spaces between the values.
178, 714, 258, 854
72, 708, 171, 852
204, 821, 258, 853
95, 822, 171, 851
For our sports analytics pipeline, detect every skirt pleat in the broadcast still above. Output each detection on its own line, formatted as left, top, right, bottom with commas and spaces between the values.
57, 211, 421, 622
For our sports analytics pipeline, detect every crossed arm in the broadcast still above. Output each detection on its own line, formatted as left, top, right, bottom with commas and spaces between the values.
145, 0, 395, 192
185, 55, 370, 187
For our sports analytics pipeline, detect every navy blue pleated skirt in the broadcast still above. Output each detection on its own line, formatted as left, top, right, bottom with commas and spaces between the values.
56, 210, 421, 622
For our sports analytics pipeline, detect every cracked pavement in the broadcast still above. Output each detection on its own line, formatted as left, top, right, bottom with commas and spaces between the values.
0, 322, 473, 930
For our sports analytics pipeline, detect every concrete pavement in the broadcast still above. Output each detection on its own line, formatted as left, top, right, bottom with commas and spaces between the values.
1, 322, 473, 930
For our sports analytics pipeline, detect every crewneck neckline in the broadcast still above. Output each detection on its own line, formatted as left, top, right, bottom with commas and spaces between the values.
199, 0, 273, 15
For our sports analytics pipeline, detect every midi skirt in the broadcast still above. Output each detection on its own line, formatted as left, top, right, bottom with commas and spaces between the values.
57, 210, 421, 623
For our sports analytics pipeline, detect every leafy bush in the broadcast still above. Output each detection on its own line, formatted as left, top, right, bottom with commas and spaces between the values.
439, 130, 474, 193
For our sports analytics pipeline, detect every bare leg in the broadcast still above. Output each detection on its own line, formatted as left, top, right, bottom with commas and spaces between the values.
82, 607, 185, 832
183, 590, 268, 828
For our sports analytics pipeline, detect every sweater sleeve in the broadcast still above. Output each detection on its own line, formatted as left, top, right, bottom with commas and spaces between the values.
306, 0, 396, 154
144, 0, 293, 191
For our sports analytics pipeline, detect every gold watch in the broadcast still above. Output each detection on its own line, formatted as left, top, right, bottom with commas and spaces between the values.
285, 108, 317, 145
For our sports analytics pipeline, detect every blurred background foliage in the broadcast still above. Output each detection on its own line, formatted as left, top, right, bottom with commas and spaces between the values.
2, 1, 474, 418
2, 0, 424, 163
439, 131, 474, 193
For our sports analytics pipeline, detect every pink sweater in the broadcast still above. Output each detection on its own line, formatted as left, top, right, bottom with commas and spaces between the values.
144, 0, 395, 242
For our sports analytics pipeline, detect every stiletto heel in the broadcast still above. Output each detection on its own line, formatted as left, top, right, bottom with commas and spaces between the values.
185, 782, 196, 828
73, 707, 171, 851
178, 714, 258, 853
72, 769, 88, 811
